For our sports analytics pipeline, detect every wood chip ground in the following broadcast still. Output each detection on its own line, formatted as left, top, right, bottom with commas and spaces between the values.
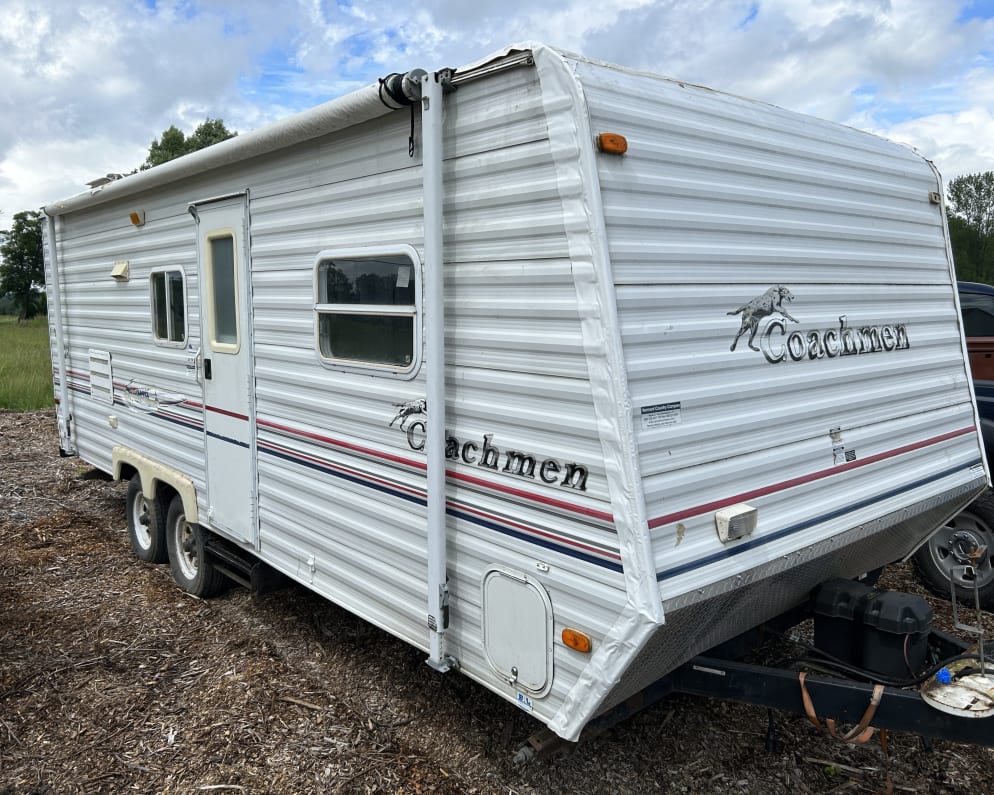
1, 409, 992, 793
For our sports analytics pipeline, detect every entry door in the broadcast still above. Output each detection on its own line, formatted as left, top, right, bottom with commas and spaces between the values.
193, 195, 254, 544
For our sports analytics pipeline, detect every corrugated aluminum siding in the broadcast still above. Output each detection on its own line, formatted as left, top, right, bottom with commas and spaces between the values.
247, 63, 623, 724
574, 59, 983, 600
48, 203, 207, 493
45, 60, 629, 730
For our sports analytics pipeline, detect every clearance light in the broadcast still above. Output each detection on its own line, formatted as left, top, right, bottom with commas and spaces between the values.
562, 628, 592, 653
129, 210, 146, 227
596, 133, 628, 155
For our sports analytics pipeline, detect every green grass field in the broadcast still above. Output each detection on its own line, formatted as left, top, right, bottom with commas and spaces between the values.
0, 315, 54, 411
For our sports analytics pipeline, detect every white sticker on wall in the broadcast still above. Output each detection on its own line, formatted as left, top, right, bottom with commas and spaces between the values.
640, 402, 681, 430
516, 692, 534, 713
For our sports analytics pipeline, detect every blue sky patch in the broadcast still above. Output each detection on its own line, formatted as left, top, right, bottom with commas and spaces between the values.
957, 0, 994, 23
737, 3, 759, 30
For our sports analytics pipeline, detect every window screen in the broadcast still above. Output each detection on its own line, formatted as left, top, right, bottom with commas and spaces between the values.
150, 270, 186, 344
210, 235, 238, 346
315, 254, 417, 370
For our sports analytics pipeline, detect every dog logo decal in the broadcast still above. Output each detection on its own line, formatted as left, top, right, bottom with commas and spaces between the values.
389, 398, 426, 429
728, 285, 798, 352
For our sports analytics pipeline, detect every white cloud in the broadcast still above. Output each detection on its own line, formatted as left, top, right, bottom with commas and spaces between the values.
2, 0, 993, 227
0, 137, 148, 213
879, 107, 994, 181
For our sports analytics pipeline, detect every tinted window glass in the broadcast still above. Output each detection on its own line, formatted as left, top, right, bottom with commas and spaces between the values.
211, 236, 237, 345
960, 291, 994, 337
318, 315, 414, 366
167, 271, 185, 342
151, 272, 168, 339
315, 253, 417, 371
319, 257, 414, 305
150, 270, 186, 344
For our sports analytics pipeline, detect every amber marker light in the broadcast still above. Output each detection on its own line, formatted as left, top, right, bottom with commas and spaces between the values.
129, 210, 146, 226
562, 628, 592, 653
596, 133, 628, 155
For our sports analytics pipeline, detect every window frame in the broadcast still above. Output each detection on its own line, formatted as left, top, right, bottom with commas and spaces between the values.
313, 245, 422, 379
149, 266, 188, 348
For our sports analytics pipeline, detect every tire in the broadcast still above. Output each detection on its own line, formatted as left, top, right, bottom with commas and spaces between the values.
125, 474, 167, 563
913, 490, 994, 611
165, 494, 228, 598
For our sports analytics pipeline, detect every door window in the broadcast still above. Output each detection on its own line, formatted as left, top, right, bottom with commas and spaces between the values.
207, 232, 239, 351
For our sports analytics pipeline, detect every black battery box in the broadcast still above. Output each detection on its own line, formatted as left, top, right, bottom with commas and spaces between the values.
811, 579, 932, 679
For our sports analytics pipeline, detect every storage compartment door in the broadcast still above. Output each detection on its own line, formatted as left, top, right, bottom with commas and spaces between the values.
482, 567, 553, 696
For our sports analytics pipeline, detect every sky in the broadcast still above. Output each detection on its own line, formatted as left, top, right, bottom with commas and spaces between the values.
1, 0, 993, 230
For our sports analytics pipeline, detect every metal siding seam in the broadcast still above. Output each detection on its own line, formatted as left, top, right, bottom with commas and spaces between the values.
531, 45, 659, 743
928, 159, 992, 486
244, 192, 262, 550
43, 212, 75, 453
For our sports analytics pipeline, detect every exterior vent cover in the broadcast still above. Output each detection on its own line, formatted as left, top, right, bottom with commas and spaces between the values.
88, 349, 114, 405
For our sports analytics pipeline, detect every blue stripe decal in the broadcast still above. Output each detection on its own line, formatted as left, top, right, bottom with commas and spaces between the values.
65, 381, 205, 434
207, 430, 250, 449
447, 507, 624, 573
260, 444, 426, 507
153, 410, 203, 433
259, 443, 621, 571
656, 459, 983, 582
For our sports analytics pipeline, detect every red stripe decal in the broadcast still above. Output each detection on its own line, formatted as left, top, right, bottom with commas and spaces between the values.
258, 418, 427, 470
206, 405, 249, 421
450, 501, 621, 560
648, 426, 978, 530
260, 439, 425, 499
257, 417, 614, 525
445, 469, 614, 523
259, 438, 615, 559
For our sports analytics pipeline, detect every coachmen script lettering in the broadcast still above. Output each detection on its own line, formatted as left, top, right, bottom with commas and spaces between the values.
728, 285, 910, 363
389, 399, 589, 491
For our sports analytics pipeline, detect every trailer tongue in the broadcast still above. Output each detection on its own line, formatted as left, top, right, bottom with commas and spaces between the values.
517, 577, 994, 762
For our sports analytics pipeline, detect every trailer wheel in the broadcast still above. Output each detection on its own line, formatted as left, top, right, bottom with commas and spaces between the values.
165, 495, 227, 597
126, 474, 167, 563
913, 491, 994, 610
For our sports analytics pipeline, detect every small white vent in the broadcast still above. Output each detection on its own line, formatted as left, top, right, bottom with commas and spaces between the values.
715, 503, 758, 543
88, 349, 114, 405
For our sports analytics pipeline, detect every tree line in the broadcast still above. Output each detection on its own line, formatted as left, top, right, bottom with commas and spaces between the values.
946, 172, 994, 284
1, 120, 236, 318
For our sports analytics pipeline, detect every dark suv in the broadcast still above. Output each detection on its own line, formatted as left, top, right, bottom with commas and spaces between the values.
913, 281, 994, 609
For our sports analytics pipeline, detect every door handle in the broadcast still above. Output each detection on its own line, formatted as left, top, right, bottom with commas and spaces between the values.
204, 359, 212, 380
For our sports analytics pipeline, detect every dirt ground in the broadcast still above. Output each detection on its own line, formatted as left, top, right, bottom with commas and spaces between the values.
1, 409, 993, 794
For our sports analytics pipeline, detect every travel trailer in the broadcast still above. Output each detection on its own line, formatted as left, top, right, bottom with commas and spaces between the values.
43, 44, 991, 745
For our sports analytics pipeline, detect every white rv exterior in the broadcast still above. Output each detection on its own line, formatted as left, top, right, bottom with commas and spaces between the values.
43, 44, 988, 741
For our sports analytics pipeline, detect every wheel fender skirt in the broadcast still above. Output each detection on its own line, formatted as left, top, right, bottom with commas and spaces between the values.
112, 445, 199, 524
